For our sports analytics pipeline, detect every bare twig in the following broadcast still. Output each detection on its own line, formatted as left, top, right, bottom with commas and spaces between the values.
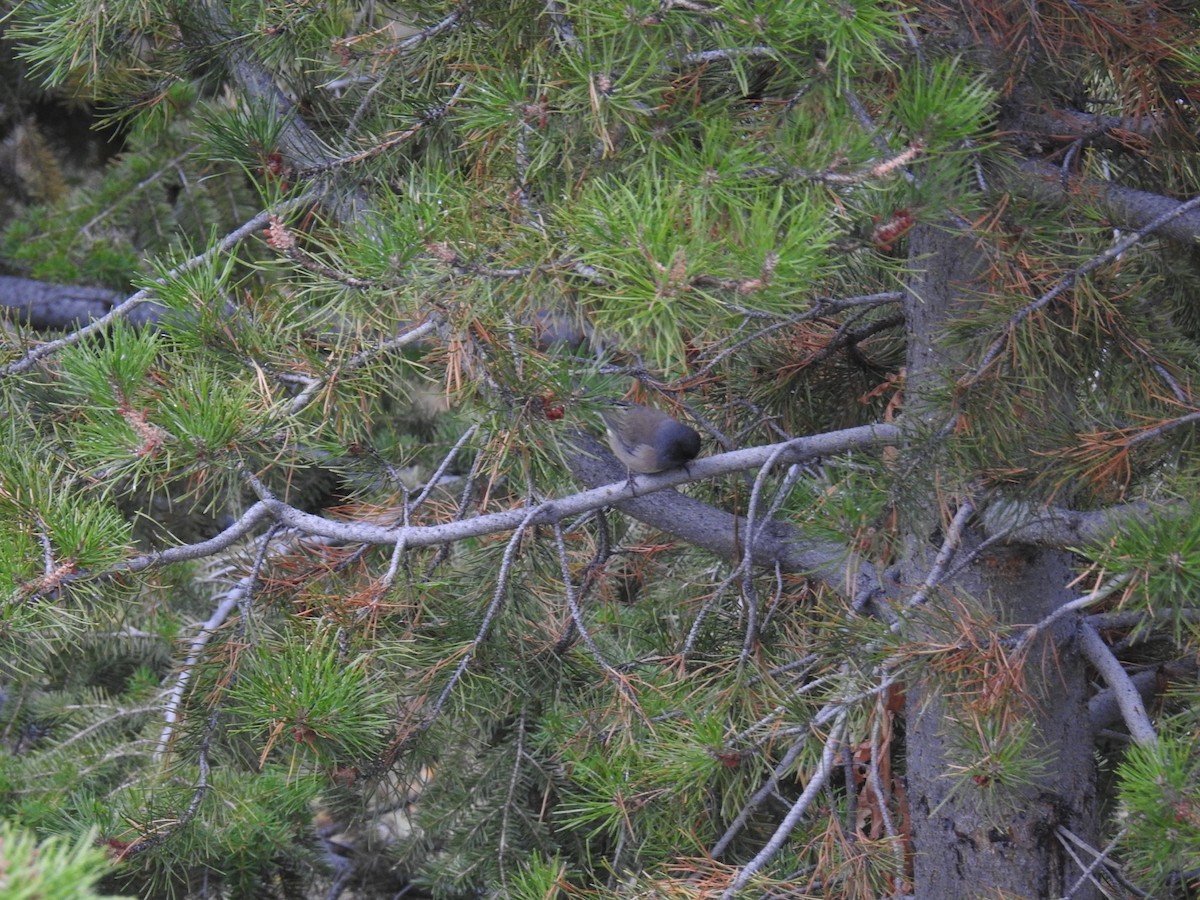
408, 424, 481, 518
905, 498, 975, 609
285, 319, 440, 415
745, 143, 923, 186
1012, 573, 1131, 653
129, 709, 219, 856
544, 0, 583, 54
711, 670, 897, 858
689, 292, 903, 381
682, 563, 746, 659
292, 83, 468, 178
1060, 825, 1134, 899
552, 523, 642, 712
155, 526, 277, 756
721, 709, 849, 897
867, 694, 902, 862
678, 46, 778, 66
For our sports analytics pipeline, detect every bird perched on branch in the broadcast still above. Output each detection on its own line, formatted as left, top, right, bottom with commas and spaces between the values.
602, 403, 701, 475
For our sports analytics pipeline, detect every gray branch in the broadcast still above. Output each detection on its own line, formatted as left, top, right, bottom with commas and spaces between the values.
0, 276, 165, 331
86, 424, 899, 610
1078, 622, 1158, 746
982, 497, 1189, 548
1000, 159, 1200, 245
568, 429, 895, 606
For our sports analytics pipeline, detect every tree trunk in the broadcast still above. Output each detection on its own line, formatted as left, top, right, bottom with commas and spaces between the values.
902, 224, 1099, 898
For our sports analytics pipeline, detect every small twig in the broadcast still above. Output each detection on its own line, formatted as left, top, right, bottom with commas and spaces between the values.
905, 498, 975, 610
286, 319, 439, 415
425, 447, 485, 578
737, 443, 801, 663
678, 46, 778, 66
721, 709, 849, 897
690, 292, 902, 378
377, 533, 408, 595
867, 694, 902, 863
553, 509, 611, 654
292, 83, 468, 178
552, 523, 642, 713
129, 709, 219, 856
156, 520, 278, 757
842, 744, 858, 838
1125, 408, 1200, 449
748, 653, 820, 686
387, 7, 465, 54
745, 143, 923, 186
1060, 825, 1131, 899
407, 424, 481, 518
544, 0, 583, 54
710, 669, 897, 857
737, 577, 762, 668
1012, 572, 1131, 653
34, 518, 54, 574
77, 152, 192, 238
498, 706, 527, 866
475, 505, 542, 645
157, 583, 244, 757
426, 654, 473, 726
709, 731, 808, 858
682, 563, 746, 659
759, 561, 787, 633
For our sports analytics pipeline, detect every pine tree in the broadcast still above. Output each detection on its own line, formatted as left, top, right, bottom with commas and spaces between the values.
1, 1, 1199, 898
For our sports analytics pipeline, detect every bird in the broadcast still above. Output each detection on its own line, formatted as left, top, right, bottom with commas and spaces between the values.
602, 403, 701, 475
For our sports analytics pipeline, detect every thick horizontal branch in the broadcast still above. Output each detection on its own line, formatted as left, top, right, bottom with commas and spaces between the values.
1000, 159, 1200, 245
107, 423, 899, 607
1013, 110, 1162, 144
569, 428, 897, 605
982, 497, 1189, 548
0, 276, 166, 331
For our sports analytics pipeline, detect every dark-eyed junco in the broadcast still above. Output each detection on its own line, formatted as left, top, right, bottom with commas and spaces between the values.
602, 403, 701, 474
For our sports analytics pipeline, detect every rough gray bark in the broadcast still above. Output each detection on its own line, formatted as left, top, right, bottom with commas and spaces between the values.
904, 534, 1098, 898
901, 224, 1099, 899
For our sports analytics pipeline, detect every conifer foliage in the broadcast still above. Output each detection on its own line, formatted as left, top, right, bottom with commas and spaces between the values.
1, 1, 1200, 897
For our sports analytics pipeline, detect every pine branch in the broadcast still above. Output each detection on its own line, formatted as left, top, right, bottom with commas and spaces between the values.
721, 709, 849, 897
981, 497, 1189, 548
965, 192, 1200, 386
1, 198, 310, 377
1078, 622, 1158, 746
1003, 159, 1200, 245
41, 424, 898, 609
